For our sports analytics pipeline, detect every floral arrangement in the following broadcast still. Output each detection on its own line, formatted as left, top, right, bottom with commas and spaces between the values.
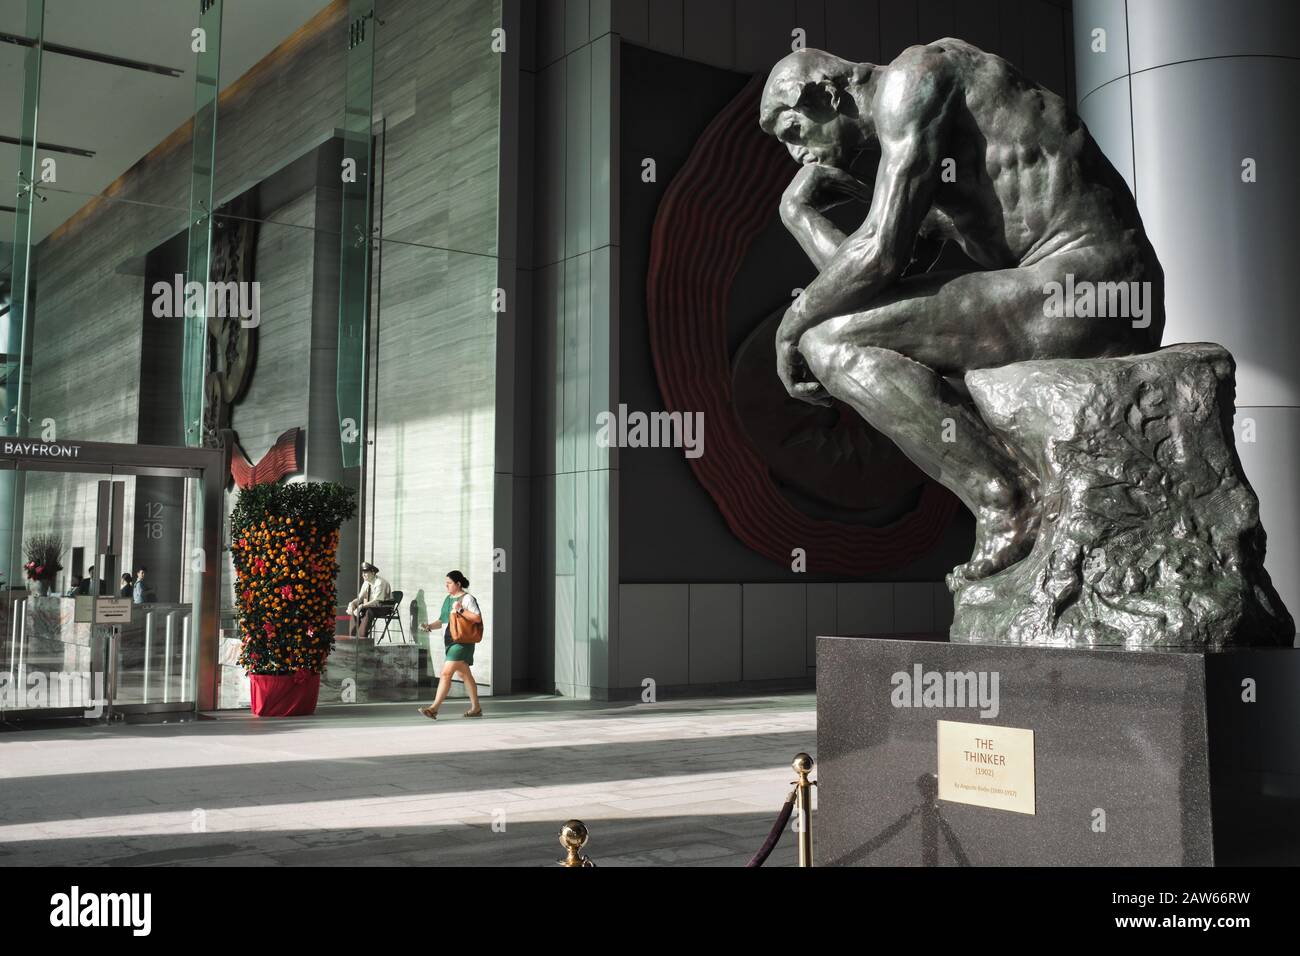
23, 533, 64, 580
230, 481, 356, 676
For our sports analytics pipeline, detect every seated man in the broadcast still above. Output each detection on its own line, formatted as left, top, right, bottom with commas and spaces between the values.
759, 41, 1164, 579
347, 562, 392, 639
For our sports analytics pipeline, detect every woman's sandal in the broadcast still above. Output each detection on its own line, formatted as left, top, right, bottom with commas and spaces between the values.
417, 706, 438, 719
463, 706, 483, 718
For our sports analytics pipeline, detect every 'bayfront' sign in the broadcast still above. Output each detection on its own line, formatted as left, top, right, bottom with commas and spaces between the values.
1, 441, 83, 459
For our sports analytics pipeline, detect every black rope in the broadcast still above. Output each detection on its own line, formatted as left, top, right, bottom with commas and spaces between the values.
936, 812, 971, 867
746, 790, 796, 867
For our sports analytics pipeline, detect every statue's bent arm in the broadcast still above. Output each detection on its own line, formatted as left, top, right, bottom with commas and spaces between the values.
779, 167, 873, 271
784, 199, 952, 276
781, 202, 848, 272
786, 58, 956, 341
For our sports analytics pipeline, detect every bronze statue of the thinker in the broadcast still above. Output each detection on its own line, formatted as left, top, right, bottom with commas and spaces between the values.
761, 40, 1165, 582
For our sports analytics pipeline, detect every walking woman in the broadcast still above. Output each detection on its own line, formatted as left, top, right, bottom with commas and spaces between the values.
417, 570, 483, 719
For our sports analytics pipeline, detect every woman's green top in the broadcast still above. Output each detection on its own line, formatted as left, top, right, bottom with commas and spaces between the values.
439, 591, 479, 664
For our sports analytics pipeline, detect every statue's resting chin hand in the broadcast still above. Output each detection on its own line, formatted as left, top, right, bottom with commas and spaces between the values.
790, 381, 833, 407
777, 341, 832, 407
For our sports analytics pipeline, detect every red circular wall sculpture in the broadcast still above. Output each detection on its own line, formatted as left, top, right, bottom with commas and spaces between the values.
645, 76, 959, 575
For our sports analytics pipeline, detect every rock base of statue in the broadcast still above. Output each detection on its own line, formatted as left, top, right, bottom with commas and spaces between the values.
816, 634, 1300, 866
950, 343, 1293, 647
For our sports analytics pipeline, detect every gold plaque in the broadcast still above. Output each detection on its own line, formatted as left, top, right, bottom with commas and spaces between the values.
937, 720, 1036, 815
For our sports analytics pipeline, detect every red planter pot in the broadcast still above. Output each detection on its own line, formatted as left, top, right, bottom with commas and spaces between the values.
249, 671, 321, 717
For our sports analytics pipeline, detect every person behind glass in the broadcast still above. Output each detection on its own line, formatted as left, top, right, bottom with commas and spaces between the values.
417, 570, 482, 719
119, 573, 133, 598
131, 568, 155, 604
76, 566, 105, 596
347, 562, 392, 639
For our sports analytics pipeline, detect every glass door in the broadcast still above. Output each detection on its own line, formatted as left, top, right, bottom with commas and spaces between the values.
0, 461, 204, 721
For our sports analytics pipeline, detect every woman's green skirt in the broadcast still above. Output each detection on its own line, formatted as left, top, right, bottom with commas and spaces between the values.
444, 628, 474, 665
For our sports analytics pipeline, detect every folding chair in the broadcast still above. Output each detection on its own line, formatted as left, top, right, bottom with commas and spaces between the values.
374, 590, 406, 644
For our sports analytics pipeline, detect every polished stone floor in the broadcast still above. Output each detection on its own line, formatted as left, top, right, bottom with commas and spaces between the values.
0, 694, 816, 867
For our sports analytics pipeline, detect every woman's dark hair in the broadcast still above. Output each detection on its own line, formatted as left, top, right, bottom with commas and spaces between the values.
446, 570, 469, 590
121, 573, 132, 584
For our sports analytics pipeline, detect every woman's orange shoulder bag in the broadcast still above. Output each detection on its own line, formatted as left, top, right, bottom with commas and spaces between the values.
450, 600, 484, 644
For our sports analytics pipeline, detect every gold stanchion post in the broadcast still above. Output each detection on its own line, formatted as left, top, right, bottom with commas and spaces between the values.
558, 819, 596, 867
793, 753, 815, 867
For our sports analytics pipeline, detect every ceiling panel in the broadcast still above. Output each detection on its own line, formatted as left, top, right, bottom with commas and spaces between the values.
1, 0, 334, 246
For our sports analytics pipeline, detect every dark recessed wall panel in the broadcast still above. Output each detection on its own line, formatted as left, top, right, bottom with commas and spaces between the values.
955, 0, 1001, 58
826, 0, 882, 63
683, 0, 735, 69
613, 5, 1077, 584
917, 0, 956, 41
617, 44, 974, 584
646, 0, 684, 56
735, 0, 799, 73
879, 0, 920, 58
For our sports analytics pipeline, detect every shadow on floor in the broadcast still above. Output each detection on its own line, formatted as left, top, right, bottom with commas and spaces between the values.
0, 691, 815, 740
0, 808, 808, 867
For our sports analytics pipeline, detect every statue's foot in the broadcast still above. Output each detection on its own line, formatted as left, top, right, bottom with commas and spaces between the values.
950, 483, 1040, 585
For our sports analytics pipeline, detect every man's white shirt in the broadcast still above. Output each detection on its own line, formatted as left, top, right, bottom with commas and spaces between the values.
352, 575, 392, 610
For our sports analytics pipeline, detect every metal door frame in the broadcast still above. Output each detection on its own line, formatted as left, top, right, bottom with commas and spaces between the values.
1, 438, 225, 718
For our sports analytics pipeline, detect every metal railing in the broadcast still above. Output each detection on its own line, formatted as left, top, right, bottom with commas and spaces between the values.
2, 596, 194, 718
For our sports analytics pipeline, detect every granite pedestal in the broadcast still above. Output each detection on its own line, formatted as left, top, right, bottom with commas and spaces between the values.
319, 635, 420, 704
213, 635, 422, 709
817, 634, 1300, 866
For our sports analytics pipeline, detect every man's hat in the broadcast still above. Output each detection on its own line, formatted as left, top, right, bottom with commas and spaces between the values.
361, 562, 379, 574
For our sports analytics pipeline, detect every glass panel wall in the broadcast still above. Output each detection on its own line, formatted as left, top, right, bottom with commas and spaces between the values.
1, 0, 34, 296
3, 3, 202, 719
358, 0, 504, 704
3, 0, 506, 714
1, 0, 46, 672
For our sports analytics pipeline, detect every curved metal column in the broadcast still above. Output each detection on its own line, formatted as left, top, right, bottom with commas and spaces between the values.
1074, 0, 1300, 627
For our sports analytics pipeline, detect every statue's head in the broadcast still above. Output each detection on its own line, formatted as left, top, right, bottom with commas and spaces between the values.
759, 49, 868, 169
